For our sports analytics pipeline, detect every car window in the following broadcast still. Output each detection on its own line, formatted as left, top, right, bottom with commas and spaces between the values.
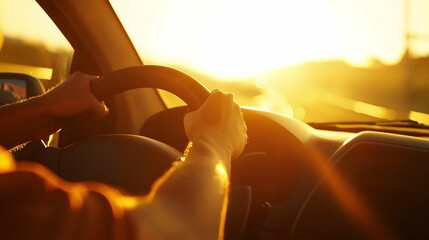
0, 0, 74, 90
112, 0, 429, 123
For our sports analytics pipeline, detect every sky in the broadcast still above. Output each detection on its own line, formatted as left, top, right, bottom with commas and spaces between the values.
110, 0, 429, 79
1, 0, 429, 79
0, 0, 70, 50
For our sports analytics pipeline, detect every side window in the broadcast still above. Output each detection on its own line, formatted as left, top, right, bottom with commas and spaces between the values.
0, 0, 74, 90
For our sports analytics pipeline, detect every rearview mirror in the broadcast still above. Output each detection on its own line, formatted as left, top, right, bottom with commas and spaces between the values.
0, 72, 45, 105
0, 73, 48, 158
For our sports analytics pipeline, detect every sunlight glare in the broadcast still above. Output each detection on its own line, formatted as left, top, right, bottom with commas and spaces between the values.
304, 145, 395, 240
322, 92, 397, 120
0, 63, 53, 80
0, 147, 15, 173
409, 111, 429, 125
0, 0, 70, 50
111, 0, 413, 80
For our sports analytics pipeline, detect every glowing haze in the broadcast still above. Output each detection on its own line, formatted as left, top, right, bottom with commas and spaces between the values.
111, 0, 429, 79
2, 0, 429, 79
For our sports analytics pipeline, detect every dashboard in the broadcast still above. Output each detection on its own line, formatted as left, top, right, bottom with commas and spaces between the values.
140, 106, 429, 240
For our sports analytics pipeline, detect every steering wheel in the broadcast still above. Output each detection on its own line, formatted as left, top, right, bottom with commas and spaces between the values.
35, 65, 254, 238
92, 65, 210, 110
39, 65, 211, 194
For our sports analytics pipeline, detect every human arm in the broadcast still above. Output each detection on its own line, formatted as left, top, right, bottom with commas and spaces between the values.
0, 72, 108, 149
0, 89, 246, 240
130, 90, 247, 240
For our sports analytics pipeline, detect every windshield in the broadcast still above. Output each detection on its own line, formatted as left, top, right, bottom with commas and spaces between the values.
110, 0, 429, 124
0, 0, 73, 90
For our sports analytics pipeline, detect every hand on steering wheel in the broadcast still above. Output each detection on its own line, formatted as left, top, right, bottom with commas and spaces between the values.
184, 90, 247, 161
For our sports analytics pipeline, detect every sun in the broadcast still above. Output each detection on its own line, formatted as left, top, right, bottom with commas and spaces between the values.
111, 0, 409, 80
139, 0, 348, 79
193, 0, 343, 79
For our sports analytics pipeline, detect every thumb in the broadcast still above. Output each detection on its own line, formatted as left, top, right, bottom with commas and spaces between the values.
89, 99, 109, 120
183, 110, 196, 139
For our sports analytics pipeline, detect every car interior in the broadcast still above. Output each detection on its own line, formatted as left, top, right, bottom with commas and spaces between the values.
1, 0, 429, 239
